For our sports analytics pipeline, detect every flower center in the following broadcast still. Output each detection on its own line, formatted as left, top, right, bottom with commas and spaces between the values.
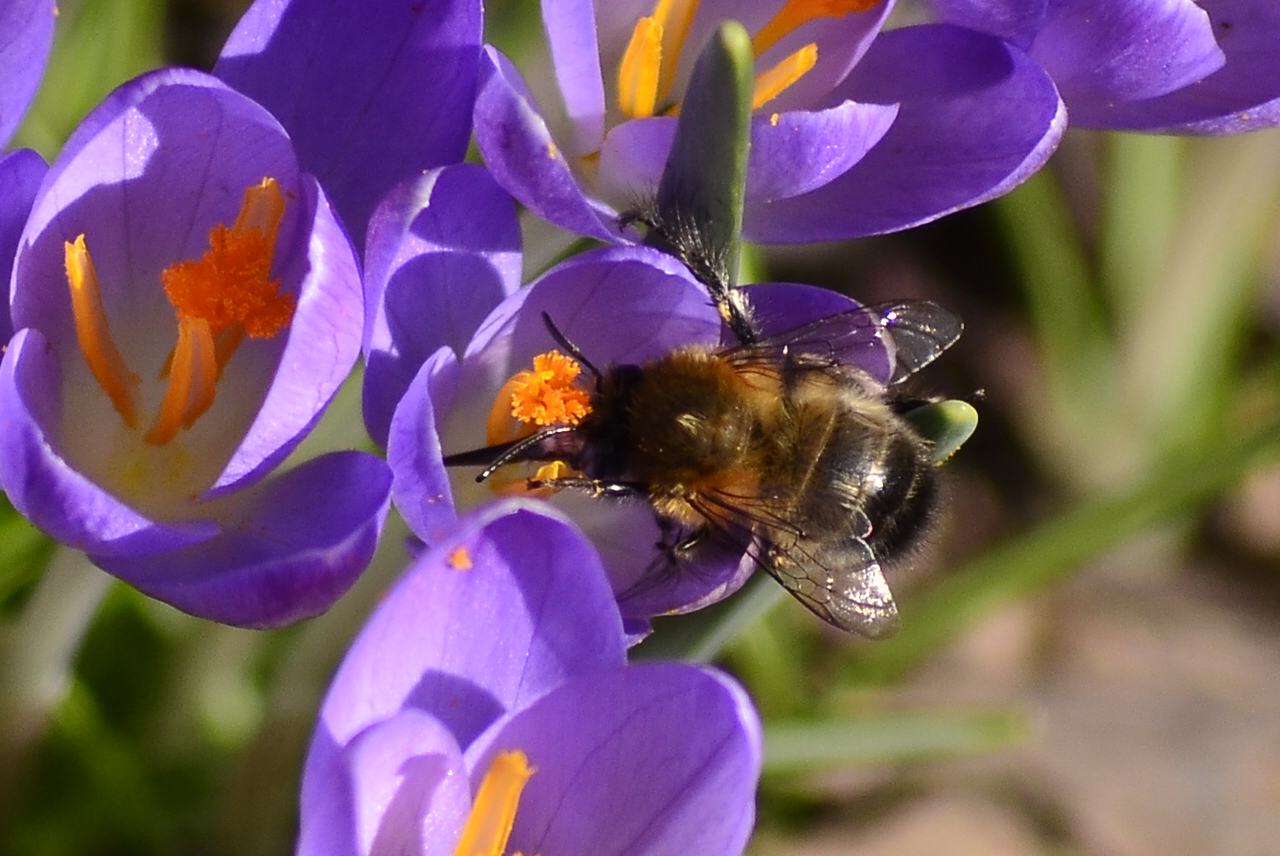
452, 750, 537, 856
617, 0, 885, 118
64, 178, 294, 446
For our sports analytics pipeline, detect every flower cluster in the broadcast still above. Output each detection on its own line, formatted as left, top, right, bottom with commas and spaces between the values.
4, 0, 1280, 851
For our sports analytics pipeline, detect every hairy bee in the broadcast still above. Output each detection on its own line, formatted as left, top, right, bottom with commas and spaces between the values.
444, 288, 961, 638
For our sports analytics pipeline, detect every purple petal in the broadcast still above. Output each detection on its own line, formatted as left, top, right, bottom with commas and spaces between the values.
0, 0, 55, 147
1, 149, 46, 343
1073, 0, 1280, 132
470, 664, 762, 856
744, 24, 1066, 241
1030, 0, 1224, 111
0, 327, 219, 555
91, 450, 390, 628
388, 347, 461, 544
541, 0, 606, 156
474, 47, 623, 243
746, 101, 898, 203
318, 502, 627, 753
928, 0, 1047, 49
214, 0, 481, 248
363, 165, 521, 447
298, 709, 470, 856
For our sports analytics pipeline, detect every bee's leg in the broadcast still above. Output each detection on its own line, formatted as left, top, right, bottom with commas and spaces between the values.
528, 476, 645, 499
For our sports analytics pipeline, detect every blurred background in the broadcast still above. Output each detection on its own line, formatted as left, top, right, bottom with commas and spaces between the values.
4, 1, 1280, 854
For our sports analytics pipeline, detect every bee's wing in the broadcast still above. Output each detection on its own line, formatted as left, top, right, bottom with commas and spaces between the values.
692, 492, 901, 638
725, 301, 961, 387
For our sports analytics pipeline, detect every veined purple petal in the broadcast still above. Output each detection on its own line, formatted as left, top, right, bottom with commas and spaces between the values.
1, 149, 46, 342
1073, 0, 1280, 132
363, 165, 521, 447
91, 450, 391, 628
318, 502, 627, 754
469, 664, 761, 856
745, 25, 1065, 241
542, 0, 606, 157
928, 0, 1047, 50
0, 328, 220, 556
474, 47, 624, 243
0, 0, 55, 147
1030, 0, 1224, 109
746, 101, 898, 203
214, 0, 481, 248
387, 347, 460, 544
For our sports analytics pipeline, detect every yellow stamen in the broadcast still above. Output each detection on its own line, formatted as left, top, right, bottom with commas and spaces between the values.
618, 15, 663, 118
148, 178, 292, 443
508, 351, 592, 427
752, 44, 818, 109
144, 316, 217, 445
752, 0, 884, 57
653, 0, 701, 104
452, 751, 535, 856
65, 235, 141, 427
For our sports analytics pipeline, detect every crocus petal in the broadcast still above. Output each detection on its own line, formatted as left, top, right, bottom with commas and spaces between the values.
387, 347, 461, 543
318, 502, 627, 753
299, 709, 471, 856
214, 0, 481, 247
1076, 0, 1280, 133
1029, 0, 1223, 111
542, 0, 606, 157
746, 101, 898, 203
474, 46, 623, 243
0, 0, 55, 147
470, 664, 762, 856
744, 24, 1065, 242
363, 165, 521, 447
929, 0, 1047, 49
90, 450, 391, 628
0, 327, 219, 555
1, 149, 46, 342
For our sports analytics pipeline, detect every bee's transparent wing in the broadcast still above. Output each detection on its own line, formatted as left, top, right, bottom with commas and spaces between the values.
691, 492, 900, 638
724, 300, 960, 387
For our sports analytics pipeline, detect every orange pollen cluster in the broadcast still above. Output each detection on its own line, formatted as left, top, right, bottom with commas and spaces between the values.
64, 177, 293, 447
508, 351, 592, 427
617, 0, 886, 118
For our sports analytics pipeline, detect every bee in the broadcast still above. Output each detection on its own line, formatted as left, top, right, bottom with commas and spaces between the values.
443, 280, 961, 638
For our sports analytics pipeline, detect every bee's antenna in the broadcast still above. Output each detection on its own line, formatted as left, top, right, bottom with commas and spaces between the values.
441, 424, 582, 482
541, 312, 603, 381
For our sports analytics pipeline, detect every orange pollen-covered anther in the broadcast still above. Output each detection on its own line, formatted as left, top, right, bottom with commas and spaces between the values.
752, 0, 885, 57
65, 235, 142, 428
618, 0, 702, 118
508, 351, 592, 427
451, 751, 535, 856
146, 178, 292, 445
753, 43, 818, 109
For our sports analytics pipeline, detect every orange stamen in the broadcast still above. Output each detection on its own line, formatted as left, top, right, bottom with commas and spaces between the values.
653, 0, 701, 104
451, 751, 535, 856
752, 0, 884, 57
65, 235, 141, 427
148, 178, 292, 443
618, 15, 663, 118
508, 351, 592, 427
752, 43, 818, 109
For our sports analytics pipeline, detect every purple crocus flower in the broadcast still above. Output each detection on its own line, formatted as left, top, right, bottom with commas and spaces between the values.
474, 0, 1066, 243
373, 231, 889, 630
1, 150, 45, 345
297, 500, 761, 856
213, 0, 482, 250
0, 69, 390, 628
0, 0, 54, 149
927, 0, 1280, 134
